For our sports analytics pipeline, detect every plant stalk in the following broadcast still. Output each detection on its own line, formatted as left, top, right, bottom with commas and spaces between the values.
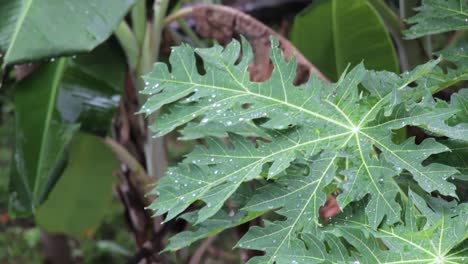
131, 0, 147, 46
144, 0, 170, 180
115, 21, 140, 72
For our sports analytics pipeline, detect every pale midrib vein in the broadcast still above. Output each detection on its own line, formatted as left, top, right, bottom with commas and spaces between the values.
159, 132, 351, 209
146, 77, 352, 130
340, 163, 365, 205
176, 51, 193, 82
360, 131, 441, 186
4, 0, 33, 63
438, 214, 444, 256
280, 255, 330, 262
342, 220, 437, 257
271, 51, 288, 102
338, 227, 382, 264
210, 52, 249, 92
432, 3, 468, 17
242, 178, 321, 210
158, 94, 247, 128
356, 133, 400, 218
446, 246, 468, 258
358, 74, 433, 128
362, 110, 459, 130
324, 99, 356, 127
383, 258, 437, 264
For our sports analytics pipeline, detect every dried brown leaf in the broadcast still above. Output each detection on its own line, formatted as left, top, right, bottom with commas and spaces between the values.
166, 5, 329, 84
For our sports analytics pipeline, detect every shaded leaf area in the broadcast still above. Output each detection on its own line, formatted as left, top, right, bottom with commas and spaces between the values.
0, 0, 135, 65
57, 44, 125, 136
405, 0, 468, 39
142, 38, 467, 262
291, 0, 399, 81
9, 45, 125, 216
35, 133, 118, 237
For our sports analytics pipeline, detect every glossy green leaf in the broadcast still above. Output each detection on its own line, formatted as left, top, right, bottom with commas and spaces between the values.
142, 37, 467, 260
0, 0, 22, 53
9, 45, 125, 216
291, 0, 399, 80
57, 44, 125, 136
35, 133, 118, 237
0, 0, 135, 65
405, 0, 468, 39
10, 59, 77, 215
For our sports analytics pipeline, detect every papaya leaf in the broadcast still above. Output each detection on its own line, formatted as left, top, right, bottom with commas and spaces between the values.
142, 37, 467, 260
334, 192, 468, 264
405, 0, 468, 39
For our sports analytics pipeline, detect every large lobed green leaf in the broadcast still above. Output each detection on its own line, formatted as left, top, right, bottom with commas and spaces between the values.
142, 37, 467, 262
0, 0, 135, 65
405, 0, 468, 39
330, 192, 468, 264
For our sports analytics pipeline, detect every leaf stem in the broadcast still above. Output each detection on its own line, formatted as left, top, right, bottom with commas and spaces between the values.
163, 6, 195, 26
115, 20, 139, 71
144, 0, 170, 180
131, 0, 147, 46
